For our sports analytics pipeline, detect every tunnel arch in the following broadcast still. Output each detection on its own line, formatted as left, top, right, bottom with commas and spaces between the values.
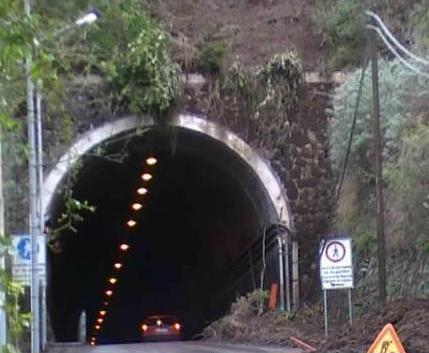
44, 113, 293, 342
43, 113, 291, 228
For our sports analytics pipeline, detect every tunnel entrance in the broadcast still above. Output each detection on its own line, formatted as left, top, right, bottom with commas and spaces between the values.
44, 115, 290, 343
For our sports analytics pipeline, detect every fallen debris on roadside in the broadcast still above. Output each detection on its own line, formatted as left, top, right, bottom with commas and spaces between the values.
203, 292, 429, 353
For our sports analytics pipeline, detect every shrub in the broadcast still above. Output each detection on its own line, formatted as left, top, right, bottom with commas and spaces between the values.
197, 33, 228, 75
313, 0, 365, 68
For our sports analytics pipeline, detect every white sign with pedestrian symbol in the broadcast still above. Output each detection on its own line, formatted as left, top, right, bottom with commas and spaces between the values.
320, 237, 354, 339
11, 235, 46, 285
320, 238, 353, 290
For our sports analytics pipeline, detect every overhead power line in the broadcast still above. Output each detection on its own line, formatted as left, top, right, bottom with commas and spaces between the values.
335, 48, 369, 210
366, 24, 429, 79
365, 10, 429, 67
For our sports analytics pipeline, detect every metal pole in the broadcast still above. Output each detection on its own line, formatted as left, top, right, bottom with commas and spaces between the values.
292, 241, 299, 308
348, 289, 353, 325
79, 311, 86, 342
276, 236, 285, 311
370, 28, 387, 305
323, 290, 328, 339
36, 90, 47, 351
24, 0, 41, 351
0, 128, 7, 348
284, 232, 291, 312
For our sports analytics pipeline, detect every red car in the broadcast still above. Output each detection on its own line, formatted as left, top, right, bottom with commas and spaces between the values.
141, 315, 182, 341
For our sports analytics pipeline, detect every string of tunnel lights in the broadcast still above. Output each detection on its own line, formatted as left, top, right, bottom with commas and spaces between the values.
89, 156, 158, 346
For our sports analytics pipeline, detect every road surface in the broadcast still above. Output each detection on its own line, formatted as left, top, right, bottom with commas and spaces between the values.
48, 342, 302, 353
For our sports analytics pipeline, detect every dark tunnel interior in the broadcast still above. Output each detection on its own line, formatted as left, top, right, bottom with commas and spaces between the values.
47, 127, 279, 344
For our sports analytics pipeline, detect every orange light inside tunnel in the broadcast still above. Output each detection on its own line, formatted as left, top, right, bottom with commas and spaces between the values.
103, 301, 109, 306
141, 324, 148, 332
141, 173, 152, 181
94, 325, 100, 330
109, 277, 117, 285
99, 310, 106, 316
156, 319, 162, 326
137, 187, 148, 195
90, 341, 95, 346
119, 243, 129, 251
105, 290, 113, 296
126, 219, 137, 227
114, 262, 122, 270
174, 323, 181, 331
97, 318, 104, 324
146, 157, 157, 166
131, 203, 143, 211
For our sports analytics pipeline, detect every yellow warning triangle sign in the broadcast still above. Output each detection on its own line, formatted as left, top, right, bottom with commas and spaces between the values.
367, 323, 407, 353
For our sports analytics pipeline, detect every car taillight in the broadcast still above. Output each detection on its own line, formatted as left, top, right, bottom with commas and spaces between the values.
174, 323, 181, 331
142, 324, 148, 332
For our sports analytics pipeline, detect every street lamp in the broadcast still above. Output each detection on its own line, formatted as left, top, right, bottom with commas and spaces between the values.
23, 3, 100, 353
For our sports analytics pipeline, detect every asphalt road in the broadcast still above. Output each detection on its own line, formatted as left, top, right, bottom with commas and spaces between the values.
48, 342, 302, 353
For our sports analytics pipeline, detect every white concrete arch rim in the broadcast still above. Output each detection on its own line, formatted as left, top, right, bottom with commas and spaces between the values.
43, 113, 291, 229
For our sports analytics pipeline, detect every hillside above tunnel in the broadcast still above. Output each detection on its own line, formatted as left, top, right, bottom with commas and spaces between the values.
143, 0, 324, 70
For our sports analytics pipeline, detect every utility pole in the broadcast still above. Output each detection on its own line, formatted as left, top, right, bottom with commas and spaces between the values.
369, 29, 387, 305
24, 0, 41, 351
0, 129, 7, 349
36, 90, 47, 351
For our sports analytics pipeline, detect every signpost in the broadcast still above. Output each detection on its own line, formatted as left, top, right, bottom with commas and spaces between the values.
11, 235, 46, 285
319, 237, 354, 338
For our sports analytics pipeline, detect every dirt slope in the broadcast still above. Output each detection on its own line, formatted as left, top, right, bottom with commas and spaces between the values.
147, 0, 323, 69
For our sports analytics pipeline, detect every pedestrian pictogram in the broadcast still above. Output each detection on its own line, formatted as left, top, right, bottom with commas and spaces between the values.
326, 241, 346, 262
367, 323, 406, 353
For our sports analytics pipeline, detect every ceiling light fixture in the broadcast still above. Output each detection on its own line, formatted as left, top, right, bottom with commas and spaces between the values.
141, 173, 152, 181
131, 203, 143, 211
137, 187, 148, 195
146, 157, 157, 166
127, 219, 137, 227
119, 243, 129, 251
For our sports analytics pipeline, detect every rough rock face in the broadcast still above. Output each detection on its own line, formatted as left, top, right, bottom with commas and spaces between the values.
356, 249, 429, 305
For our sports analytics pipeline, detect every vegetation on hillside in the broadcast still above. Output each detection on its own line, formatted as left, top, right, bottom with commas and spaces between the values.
331, 59, 429, 254
315, 0, 429, 258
